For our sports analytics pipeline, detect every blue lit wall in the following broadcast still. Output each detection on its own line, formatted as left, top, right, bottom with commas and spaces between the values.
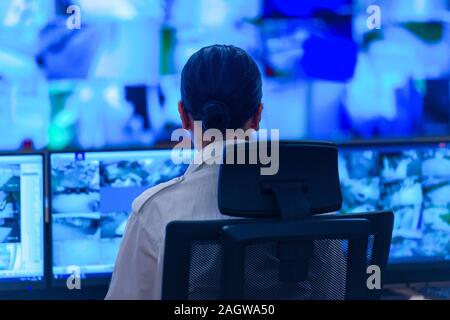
0, 0, 449, 150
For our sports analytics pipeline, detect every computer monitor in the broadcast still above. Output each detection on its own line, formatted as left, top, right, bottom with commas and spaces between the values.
339, 139, 450, 283
49, 148, 192, 286
0, 153, 45, 291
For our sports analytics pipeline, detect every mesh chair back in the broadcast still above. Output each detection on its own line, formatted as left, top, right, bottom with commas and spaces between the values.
162, 213, 394, 300
185, 239, 350, 300
241, 239, 349, 300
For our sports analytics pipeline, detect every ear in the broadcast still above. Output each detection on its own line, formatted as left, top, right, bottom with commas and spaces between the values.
248, 103, 263, 130
178, 101, 193, 130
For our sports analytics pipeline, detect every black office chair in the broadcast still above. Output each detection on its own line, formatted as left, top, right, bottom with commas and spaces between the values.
162, 141, 393, 300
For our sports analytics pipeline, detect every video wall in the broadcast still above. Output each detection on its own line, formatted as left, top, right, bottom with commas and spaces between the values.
0, 0, 450, 151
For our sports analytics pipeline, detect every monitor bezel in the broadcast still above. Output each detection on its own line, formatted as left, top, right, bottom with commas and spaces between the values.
47, 146, 192, 288
338, 137, 450, 284
0, 152, 47, 292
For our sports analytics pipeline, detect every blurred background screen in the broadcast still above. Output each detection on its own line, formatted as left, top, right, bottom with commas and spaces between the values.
0, 0, 450, 151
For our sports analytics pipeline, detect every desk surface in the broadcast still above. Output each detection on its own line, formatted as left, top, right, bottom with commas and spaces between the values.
383, 283, 450, 300
0, 284, 449, 300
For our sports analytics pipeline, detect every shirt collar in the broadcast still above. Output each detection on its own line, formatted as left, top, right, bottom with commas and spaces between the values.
184, 138, 248, 176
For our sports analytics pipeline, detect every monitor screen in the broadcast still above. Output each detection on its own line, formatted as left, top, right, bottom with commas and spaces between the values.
49, 149, 191, 282
339, 141, 450, 265
0, 154, 44, 289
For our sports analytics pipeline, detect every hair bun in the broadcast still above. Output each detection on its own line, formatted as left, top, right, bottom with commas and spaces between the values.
201, 100, 231, 132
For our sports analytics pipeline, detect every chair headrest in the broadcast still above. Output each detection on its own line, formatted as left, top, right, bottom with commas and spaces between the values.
218, 141, 342, 218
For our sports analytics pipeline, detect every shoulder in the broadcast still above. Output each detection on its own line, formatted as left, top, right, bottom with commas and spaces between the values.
131, 176, 185, 214
131, 163, 220, 215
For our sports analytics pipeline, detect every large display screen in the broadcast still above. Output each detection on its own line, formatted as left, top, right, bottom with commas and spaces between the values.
49, 149, 190, 280
0, 1, 449, 150
339, 141, 450, 264
0, 154, 44, 287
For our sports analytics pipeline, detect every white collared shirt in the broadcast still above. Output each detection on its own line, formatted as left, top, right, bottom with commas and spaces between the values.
105, 141, 229, 300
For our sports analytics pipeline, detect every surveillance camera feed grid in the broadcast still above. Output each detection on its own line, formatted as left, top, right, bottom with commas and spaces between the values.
339, 146, 450, 263
51, 153, 189, 277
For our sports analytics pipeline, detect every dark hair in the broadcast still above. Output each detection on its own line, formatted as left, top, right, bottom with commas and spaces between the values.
181, 45, 262, 133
